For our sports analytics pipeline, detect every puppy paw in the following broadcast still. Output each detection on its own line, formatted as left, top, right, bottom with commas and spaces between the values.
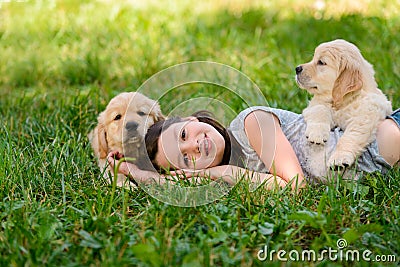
328, 151, 355, 168
305, 124, 330, 145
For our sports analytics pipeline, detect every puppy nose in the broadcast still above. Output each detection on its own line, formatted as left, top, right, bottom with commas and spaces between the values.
125, 121, 139, 131
295, 65, 303, 74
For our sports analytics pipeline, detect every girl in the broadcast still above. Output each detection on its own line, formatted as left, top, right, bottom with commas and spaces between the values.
108, 107, 400, 190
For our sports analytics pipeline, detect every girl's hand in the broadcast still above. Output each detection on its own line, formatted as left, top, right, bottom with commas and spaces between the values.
107, 151, 139, 176
170, 165, 291, 190
169, 166, 237, 184
169, 168, 215, 180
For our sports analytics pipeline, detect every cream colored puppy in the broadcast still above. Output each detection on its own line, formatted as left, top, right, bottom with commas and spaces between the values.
88, 92, 164, 187
295, 39, 392, 168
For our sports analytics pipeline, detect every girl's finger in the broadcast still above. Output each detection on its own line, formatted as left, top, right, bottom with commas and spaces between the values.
170, 170, 184, 176
169, 170, 192, 179
107, 157, 117, 167
115, 152, 124, 160
107, 151, 124, 160
180, 172, 193, 179
107, 151, 117, 158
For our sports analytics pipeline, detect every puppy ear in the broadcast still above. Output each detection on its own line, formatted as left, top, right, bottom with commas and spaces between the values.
89, 113, 109, 159
96, 123, 108, 158
332, 66, 363, 107
150, 102, 165, 122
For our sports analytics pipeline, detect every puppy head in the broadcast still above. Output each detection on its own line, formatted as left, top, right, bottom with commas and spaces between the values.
296, 39, 375, 107
89, 92, 165, 159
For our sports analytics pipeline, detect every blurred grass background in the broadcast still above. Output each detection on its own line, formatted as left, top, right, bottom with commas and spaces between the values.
1, 0, 399, 111
0, 0, 399, 266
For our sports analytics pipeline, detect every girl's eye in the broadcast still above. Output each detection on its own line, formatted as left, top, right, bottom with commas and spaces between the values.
317, 60, 326, 65
114, 114, 122, 120
181, 129, 186, 140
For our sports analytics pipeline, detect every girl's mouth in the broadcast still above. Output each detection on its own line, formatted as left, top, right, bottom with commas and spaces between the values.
203, 134, 211, 156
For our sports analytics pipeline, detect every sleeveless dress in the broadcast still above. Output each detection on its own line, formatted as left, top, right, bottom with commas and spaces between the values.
228, 106, 396, 183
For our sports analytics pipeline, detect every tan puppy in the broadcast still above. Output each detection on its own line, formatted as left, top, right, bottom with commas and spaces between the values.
295, 39, 392, 168
88, 92, 164, 187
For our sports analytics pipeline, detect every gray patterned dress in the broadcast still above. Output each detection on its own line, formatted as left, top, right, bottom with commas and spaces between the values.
228, 106, 394, 183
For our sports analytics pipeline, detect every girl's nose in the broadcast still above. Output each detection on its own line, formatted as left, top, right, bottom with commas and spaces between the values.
182, 138, 199, 154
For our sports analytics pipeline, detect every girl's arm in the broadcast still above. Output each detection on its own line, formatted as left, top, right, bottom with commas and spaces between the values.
172, 165, 288, 190
109, 151, 289, 190
244, 110, 305, 189
107, 151, 168, 185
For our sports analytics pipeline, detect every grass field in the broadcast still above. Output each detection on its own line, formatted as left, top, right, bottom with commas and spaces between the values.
1, 0, 399, 266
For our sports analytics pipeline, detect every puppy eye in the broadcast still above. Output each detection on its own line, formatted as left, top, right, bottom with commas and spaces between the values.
137, 111, 146, 116
317, 60, 326, 66
114, 114, 122, 121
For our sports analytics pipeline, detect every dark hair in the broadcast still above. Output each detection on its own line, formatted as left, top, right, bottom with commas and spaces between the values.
145, 110, 244, 173
145, 116, 183, 173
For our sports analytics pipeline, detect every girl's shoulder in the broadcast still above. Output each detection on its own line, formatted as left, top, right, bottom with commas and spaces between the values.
230, 106, 301, 128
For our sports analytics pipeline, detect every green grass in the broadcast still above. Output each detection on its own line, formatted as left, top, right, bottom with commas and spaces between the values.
1, 0, 399, 266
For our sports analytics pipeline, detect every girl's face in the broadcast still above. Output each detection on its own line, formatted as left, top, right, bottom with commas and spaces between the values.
155, 118, 225, 170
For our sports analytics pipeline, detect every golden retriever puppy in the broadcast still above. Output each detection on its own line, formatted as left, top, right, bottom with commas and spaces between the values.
295, 39, 392, 168
88, 92, 165, 187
